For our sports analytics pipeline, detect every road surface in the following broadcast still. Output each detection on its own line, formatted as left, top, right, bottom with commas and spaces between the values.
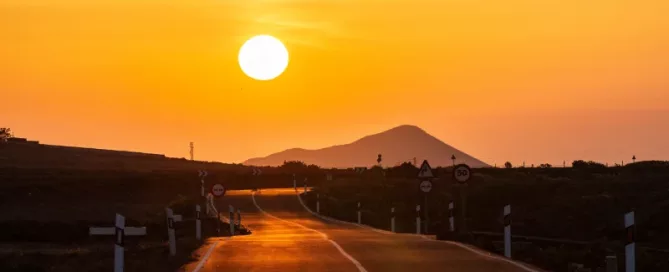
182, 188, 541, 272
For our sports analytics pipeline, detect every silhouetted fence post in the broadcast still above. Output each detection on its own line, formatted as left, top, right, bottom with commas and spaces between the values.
504, 205, 511, 258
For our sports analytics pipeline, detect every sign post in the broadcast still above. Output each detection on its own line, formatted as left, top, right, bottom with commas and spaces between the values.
453, 164, 472, 233
418, 160, 434, 234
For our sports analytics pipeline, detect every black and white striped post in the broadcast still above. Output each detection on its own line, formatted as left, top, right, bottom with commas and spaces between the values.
166, 208, 176, 256
317, 194, 320, 214
448, 201, 455, 232
503, 204, 511, 258
114, 214, 124, 272
89, 213, 146, 272
229, 205, 235, 235
391, 207, 396, 232
195, 205, 201, 240
416, 205, 421, 234
357, 202, 361, 224
625, 211, 635, 272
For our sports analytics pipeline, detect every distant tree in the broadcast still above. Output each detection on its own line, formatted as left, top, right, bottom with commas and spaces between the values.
504, 161, 513, 169
539, 163, 552, 168
0, 128, 12, 142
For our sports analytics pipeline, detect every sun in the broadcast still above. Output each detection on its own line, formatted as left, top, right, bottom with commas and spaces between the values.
238, 35, 289, 81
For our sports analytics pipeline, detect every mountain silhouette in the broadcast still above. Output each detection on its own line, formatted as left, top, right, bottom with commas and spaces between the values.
243, 125, 490, 168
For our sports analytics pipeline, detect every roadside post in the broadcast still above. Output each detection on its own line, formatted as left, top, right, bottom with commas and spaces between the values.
417, 160, 434, 234
357, 202, 361, 224
229, 205, 235, 235
391, 207, 396, 232
166, 208, 176, 256
195, 205, 201, 240
89, 213, 146, 272
317, 194, 320, 214
416, 205, 421, 234
504, 204, 511, 258
211, 183, 226, 236
448, 201, 455, 232
293, 174, 297, 191
625, 211, 635, 272
236, 209, 242, 230
304, 178, 308, 193
199, 170, 208, 214
453, 164, 472, 233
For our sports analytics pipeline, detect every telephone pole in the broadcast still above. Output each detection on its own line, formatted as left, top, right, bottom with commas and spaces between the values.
190, 142, 194, 161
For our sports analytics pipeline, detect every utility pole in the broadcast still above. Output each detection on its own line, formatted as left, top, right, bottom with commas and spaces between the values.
190, 142, 194, 161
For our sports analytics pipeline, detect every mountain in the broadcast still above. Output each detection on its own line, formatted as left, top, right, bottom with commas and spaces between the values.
243, 125, 490, 168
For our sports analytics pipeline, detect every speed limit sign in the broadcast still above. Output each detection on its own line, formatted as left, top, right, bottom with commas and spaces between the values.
453, 164, 472, 184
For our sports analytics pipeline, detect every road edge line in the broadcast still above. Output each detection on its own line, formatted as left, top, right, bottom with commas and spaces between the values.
251, 192, 368, 272
298, 192, 542, 272
191, 240, 220, 272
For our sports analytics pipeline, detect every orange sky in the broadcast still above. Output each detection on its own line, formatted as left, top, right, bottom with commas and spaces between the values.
2, 0, 668, 166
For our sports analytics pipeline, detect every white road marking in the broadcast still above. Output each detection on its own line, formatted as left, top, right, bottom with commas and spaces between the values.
297, 191, 542, 272
191, 239, 221, 272
251, 192, 368, 272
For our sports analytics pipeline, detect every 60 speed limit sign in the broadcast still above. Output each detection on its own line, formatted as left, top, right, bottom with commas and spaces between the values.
453, 164, 472, 184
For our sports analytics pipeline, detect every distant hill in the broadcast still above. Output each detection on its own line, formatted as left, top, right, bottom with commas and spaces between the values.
244, 125, 490, 168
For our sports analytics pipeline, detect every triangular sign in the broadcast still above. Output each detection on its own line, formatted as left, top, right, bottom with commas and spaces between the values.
418, 160, 434, 178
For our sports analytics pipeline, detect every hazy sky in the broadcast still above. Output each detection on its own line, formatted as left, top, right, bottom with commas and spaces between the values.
2, 0, 668, 166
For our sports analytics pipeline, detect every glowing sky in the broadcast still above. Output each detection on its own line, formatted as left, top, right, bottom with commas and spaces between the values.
2, 0, 668, 166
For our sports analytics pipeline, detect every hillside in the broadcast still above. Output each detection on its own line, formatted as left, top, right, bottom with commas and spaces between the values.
244, 125, 490, 168
0, 137, 244, 172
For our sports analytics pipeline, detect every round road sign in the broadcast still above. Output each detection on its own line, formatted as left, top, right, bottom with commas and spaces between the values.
211, 184, 226, 197
453, 164, 472, 184
419, 180, 433, 193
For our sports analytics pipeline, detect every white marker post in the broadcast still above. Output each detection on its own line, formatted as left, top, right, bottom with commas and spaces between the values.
448, 201, 455, 232
625, 211, 635, 272
504, 205, 511, 258
229, 205, 235, 235
391, 207, 396, 232
195, 205, 202, 240
114, 214, 124, 272
416, 205, 421, 234
357, 202, 361, 224
317, 194, 320, 214
166, 208, 176, 256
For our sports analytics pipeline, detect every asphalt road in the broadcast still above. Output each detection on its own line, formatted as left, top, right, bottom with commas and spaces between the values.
182, 188, 542, 272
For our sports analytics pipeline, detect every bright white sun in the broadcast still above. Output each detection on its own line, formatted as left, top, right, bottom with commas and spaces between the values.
238, 35, 289, 81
